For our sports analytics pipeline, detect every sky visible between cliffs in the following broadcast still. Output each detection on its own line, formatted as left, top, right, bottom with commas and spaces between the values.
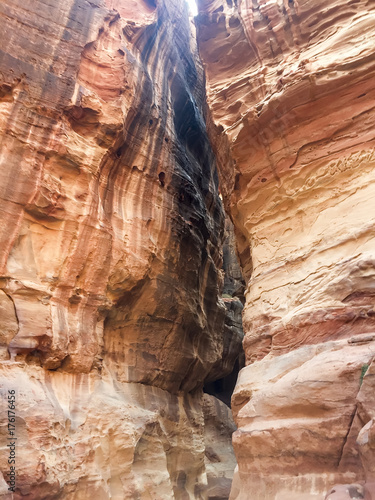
186, 0, 198, 15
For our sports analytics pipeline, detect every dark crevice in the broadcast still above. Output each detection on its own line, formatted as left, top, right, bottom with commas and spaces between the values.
204, 357, 243, 407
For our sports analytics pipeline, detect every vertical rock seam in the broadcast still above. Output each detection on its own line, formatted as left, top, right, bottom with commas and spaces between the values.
196, 0, 375, 498
0, 0, 241, 498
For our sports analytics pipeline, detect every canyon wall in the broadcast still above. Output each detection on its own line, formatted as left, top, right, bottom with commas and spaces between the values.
196, 0, 375, 498
0, 0, 240, 498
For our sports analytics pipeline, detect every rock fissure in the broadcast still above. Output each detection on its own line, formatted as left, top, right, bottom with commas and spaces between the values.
337, 406, 359, 469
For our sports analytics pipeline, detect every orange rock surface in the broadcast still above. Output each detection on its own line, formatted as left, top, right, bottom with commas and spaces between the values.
196, 0, 375, 497
0, 0, 240, 498
0, 0, 227, 388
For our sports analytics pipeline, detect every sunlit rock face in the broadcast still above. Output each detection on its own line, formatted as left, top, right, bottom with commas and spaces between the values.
196, 0, 375, 497
0, 0, 239, 497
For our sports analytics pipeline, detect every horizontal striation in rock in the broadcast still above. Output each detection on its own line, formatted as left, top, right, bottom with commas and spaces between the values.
0, 0, 240, 497
196, 0, 375, 497
197, 0, 375, 360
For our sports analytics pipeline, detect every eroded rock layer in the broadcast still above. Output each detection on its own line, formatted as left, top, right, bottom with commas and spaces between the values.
0, 0, 238, 497
196, 0, 375, 497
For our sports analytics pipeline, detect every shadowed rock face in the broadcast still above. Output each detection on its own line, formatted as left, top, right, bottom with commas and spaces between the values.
204, 217, 245, 407
0, 0, 240, 497
196, 0, 375, 498
203, 394, 237, 500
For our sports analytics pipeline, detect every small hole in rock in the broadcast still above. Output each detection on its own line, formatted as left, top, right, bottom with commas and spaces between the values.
149, 119, 153, 126
158, 171, 165, 187
261, 178, 267, 183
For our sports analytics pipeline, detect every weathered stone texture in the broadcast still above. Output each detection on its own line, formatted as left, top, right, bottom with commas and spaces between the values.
196, 0, 375, 497
0, 0, 238, 497
203, 394, 237, 500
0, 0, 227, 389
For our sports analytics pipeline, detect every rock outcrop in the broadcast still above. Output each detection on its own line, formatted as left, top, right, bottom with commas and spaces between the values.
196, 0, 375, 497
0, 0, 239, 498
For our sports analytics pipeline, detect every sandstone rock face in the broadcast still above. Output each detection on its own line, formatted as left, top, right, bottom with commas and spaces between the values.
196, 0, 375, 497
0, 0, 226, 391
0, 364, 207, 499
231, 337, 375, 499
203, 394, 237, 500
0, 0, 238, 497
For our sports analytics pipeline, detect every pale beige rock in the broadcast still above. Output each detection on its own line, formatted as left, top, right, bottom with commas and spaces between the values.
357, 359, 375, 424
0, 363, 206, 499
325, 483, 371, 500
0, 362, 237, 499
230, 339, 375, 499
357, 419, 375, 482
